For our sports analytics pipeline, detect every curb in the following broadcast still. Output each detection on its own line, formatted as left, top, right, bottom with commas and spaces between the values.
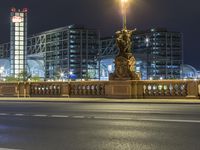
0, 97, 200, 104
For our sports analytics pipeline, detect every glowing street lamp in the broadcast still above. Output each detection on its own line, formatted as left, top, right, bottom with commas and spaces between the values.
60, 72, 64, 81
0, 66, 4, 80
68, 71, 73, 81
120, 0, 130, 29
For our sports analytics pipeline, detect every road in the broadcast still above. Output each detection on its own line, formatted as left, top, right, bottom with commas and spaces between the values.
0, 102, 200, 150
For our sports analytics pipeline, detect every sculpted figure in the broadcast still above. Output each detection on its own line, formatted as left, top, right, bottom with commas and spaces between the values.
116, 29, 135, 55
109, 28, 141, 80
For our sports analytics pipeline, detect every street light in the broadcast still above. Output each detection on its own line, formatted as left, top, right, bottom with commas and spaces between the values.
0, 66, 4, 81
68, 71, 73, 81
120, 0, 130, 29
60, 72, 64, 82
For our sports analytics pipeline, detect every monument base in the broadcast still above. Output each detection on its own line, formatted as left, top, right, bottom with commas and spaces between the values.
109, 53, 141, 80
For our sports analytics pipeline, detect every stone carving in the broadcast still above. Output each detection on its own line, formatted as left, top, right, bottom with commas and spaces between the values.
109, 29, 141, 80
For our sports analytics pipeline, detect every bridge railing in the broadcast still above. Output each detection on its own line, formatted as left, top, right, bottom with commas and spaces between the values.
140, 80, 197, 99
69, 81, 106, 97
0, 80, 199, 99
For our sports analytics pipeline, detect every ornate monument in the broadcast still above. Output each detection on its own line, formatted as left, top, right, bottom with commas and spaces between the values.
109, 0, 141, 80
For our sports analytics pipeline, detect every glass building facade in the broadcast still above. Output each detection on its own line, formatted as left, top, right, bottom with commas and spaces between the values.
10, 8, 27, 78
133, 28, 183, 79
99, 28, 183, 80
27, 25, 99, 80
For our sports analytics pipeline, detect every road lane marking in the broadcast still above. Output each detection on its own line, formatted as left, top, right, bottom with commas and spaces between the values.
51, 115, 69, 118
72, 116, 85, 119
0, 113, 8, 116
32, 114, 48, 117
0, 148, 21, 150
1, 112, 200, 124
94, 116, 133, 120
14, 114, 25, 116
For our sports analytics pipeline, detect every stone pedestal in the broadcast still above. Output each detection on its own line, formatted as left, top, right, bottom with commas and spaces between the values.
105, 81, 132, 99
109, 53, 140, 80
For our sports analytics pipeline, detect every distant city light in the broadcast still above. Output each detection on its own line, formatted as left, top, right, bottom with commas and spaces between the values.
108, 65, 112, 72
145, 37, 150, 43
60, 72, 64, 77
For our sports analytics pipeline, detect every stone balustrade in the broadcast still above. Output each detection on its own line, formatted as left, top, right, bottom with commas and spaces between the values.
0, 80, 199, 99
142, 80, 188, 98
69, 81, 106, 97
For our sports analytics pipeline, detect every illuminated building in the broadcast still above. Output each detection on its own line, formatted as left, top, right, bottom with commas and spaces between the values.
0, 25, 99, 80
133, 28, 183, 79
10, 7, 28, 78
99, 28, 183, 80
27, 25, 99, 80
0, 23, 183, 80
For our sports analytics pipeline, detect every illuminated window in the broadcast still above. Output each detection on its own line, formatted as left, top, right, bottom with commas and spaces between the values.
15, 51, 19, 55
15, 45, 19, 49
19, 56, 23, 60
15, 60, 19, 64
15, 36, 19, 41
20, 41, 24, 45
20, 46, 23, 49
15, 23, 20, 26
20, 32, 24, 36
15, 32, 19, 36
15, 27, 19, 31
15, 65, 19, 68
15, 55, 19, 59
15, 41, 19, 45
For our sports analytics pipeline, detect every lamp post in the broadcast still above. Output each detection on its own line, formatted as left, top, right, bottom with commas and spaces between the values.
0, 66, 4, 81
121, 0, 129, 29
60, 72, 64, 82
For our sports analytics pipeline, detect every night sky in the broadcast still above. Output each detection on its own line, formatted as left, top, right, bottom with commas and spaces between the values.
0, 0, 200, 69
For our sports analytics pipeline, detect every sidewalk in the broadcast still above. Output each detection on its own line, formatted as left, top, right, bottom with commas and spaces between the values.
0, 97, 200, 104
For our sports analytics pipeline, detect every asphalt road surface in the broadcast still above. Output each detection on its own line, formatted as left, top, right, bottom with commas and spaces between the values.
0, 101, 200, 150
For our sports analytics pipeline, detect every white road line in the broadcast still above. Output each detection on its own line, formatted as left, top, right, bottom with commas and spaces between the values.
51, 115, 69, 118
0, 113, 8, 116
0, 148, 21, 150
14, 114, 25, 116
94, 116, 133, 120
94, 117, 109, 119
72, 116, 85, 119
32, 114, 48, 117
1, 112, 200, 124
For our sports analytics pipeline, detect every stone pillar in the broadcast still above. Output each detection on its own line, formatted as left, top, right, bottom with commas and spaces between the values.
61, 82, 70, 97
186, 81, 199, 99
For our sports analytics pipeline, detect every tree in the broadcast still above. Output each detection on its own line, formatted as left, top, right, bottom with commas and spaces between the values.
30, 75, 41, 82
18, 71, 31, 81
